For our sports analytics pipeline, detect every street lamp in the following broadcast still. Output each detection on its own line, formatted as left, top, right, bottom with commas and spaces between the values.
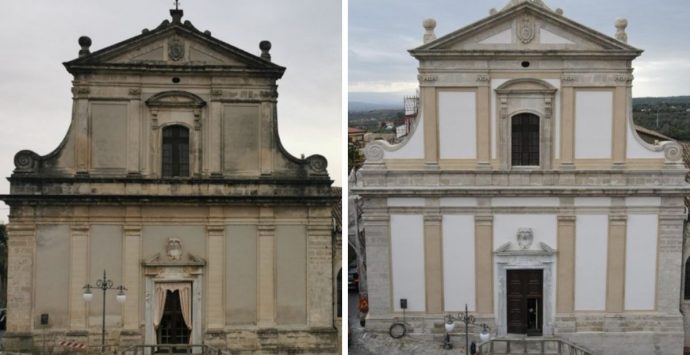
83, 270, 126, 354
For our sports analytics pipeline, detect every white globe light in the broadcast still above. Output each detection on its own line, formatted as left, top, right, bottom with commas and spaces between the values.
480, 329, 490, 342
445, 321, 455, 333
116, 290, 127, 304
83, 290, 93, 303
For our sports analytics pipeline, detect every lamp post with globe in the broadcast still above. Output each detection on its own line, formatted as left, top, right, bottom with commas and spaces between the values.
83, 270, 126, 354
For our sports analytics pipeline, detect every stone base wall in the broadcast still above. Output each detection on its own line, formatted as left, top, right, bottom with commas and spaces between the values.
361, 313, 684, 355
1, 327, 339, 355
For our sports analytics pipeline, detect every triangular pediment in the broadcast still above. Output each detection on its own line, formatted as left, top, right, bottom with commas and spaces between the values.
64, 15, 284, 75
412, 2, 641, 56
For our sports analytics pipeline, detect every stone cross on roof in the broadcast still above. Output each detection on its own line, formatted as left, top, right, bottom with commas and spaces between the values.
174, 0, 180, 10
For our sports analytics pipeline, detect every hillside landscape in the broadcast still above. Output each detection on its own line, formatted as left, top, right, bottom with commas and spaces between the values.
349, 96, 690, 142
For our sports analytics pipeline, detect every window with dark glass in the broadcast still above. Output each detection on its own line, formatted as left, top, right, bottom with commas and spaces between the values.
162, 125, 189, 177
511, 113, 540, 166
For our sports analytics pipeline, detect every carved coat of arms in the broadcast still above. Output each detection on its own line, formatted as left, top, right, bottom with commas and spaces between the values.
166, 238, 183, 260
518, 16, 536, 44
516, 228, 534, 250
168, 37, 185, 61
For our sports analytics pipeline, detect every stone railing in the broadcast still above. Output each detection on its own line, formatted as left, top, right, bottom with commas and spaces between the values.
478, 337, 594, 355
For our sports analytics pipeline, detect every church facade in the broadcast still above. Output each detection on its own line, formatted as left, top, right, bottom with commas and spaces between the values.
352, 1, 689, 354
1, 8, 338, 354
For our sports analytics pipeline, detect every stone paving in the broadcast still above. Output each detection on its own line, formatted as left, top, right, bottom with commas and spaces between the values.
349, 326, 473, 355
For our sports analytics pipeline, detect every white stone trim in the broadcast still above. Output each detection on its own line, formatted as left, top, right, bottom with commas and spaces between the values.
494, 245, 555, 336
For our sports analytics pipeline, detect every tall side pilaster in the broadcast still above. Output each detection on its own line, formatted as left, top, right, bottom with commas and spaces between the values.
6, 223, 36, 332
362, 198, 391, 316
307, 208, 333, 327
421, 87, 439, 169
606, 213, 627, 313
657, 199, 686, 314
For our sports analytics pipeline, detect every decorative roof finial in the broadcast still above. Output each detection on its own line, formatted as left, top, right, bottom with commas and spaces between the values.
422, 18, 437, 44
170, 0, 183, 23
259, 41, 272, 61
78, 36, 92, 58
615, 18, 628, 43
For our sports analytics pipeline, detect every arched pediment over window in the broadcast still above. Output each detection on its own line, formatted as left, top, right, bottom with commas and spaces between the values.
145, 90, 207, 109
495, 78, 557, 95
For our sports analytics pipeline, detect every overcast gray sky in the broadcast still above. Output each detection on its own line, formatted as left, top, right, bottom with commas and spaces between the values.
0, 0, 342, 222
350, 0, 690, 105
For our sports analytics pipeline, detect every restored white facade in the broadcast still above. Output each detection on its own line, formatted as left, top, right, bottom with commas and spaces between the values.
353, 1, 689, 354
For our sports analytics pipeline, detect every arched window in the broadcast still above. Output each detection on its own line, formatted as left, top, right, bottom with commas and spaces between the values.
511, 113, 540, 166
685, 257, 690, 300
162, 125, 189, 177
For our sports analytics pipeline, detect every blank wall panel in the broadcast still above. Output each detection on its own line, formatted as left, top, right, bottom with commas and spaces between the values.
575, 215, 608, 311
439, 91, 476, 159
390, 214, 426, 312
625, 214, 658, 310
575, 91, 613, 159
442, 215, 475, 311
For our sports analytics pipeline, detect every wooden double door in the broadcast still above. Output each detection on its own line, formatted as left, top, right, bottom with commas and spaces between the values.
507, 269, 543, 335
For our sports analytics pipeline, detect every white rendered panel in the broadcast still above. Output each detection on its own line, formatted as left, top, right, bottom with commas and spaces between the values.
575, 215, 608, 311
625, 214, 658, 310
390, 215, 426, 311
440, 198, 478, 207
491, 79, 509, 159
388, 198, 426, 207
439, 91, 476, 159
442, 215, 476, 311
479, 29, 512, 44
574, 197, 611, 207
493, 214, 557, 251
492, 197, 559, 207
540, 28, 574, 44
575, 91, 613, 159
387, 109, 425, 159
625, 197, 661, 207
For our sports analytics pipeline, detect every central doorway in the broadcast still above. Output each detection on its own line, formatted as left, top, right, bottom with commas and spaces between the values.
157, 290, 191, 352
507, 269, 543, 335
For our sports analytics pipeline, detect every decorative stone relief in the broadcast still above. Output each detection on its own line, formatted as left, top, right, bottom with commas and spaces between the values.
516, 228, 534, 250
518, 16, 536, 44
166, 238, 183, 260
211, 89, 223, 97
662, 141, 683, 162
13, 150, 40, 173
477, 74, 491, 82
307, 155, 328, 173
364, 144, 385, 162
128, 88, 141, 96
167, 36, 185, 61
561, 74, 576, 82
615, 74, 634, 84
417, 74, 438, 82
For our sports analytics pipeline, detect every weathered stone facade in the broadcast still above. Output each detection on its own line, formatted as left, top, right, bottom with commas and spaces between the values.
352, 1, 689, 354
1, 8, 338, 355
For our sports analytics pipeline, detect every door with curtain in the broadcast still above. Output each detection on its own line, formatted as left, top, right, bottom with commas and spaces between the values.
154, 283, 193, 352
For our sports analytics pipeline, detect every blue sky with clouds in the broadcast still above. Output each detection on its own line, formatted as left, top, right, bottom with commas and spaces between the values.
349, 0, 690, 105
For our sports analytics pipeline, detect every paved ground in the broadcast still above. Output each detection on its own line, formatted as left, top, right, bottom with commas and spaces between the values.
348, 292, 471, 355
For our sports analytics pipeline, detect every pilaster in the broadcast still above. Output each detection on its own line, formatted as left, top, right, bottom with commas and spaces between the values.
260, 102, 274, 176
656, 199, 686, 314
6, 224, 36, 332
122, 225, 141, 330
476, 86, 491, 169
606, 212, 627, 313
126, 90, 141, 175
612, 86, 627, 168
362, 198, 391, 316
206, 224, 225, 329
422, 87, 439, 169
556, 215, 576, 313
475, 215, 493, 314
306, 212, 333, 328
559, 86, 575, 169
69, 224, 89, 330
423, 213, 443, 314
257, 208, 275, 326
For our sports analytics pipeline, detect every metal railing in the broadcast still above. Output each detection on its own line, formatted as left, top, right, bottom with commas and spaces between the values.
119, 344, 229, 355
478, 338, 594, 355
